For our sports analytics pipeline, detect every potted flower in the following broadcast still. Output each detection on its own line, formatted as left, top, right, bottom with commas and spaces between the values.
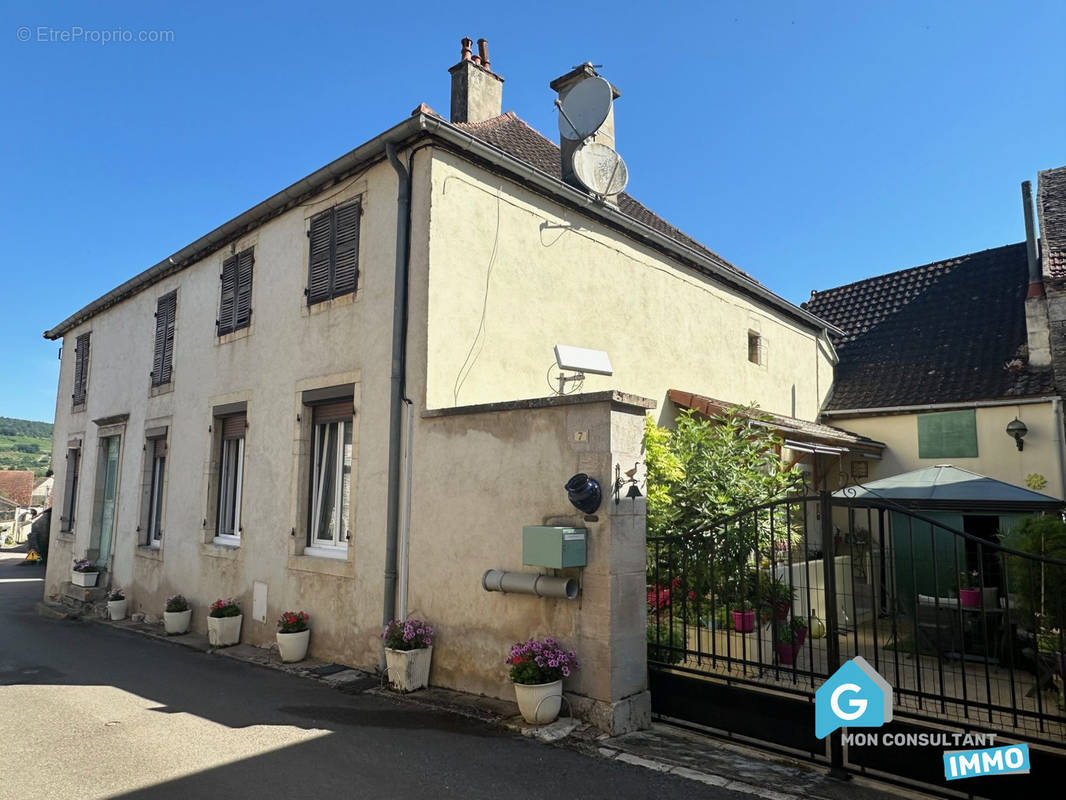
958, 570, 980, 608
107, 587, 128, 621
506, 637, 580, 725
71, 558, 101, 587
790, 615, 809, 647
164, 594, 192, 635
730, 599, 756, 633
775, 624, 803, 665
382, 618, 435, 692
758, 579, 794, 622
277, 611, 311, 662
207, 598, 242, 647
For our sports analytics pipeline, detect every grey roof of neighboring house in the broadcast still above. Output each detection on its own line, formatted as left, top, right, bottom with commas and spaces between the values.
804, 242, 1055, 412
835, 465, 1063, 511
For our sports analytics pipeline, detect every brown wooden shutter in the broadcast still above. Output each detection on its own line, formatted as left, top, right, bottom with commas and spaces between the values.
221, 414, 246, 439
72, 332, 90, 405
332, 200, 360, 296
312, 399, 353, 425
152, 291, 177, 386
234, 248, 254, 329
307, 210, 333, 305
218, 255, 238, 334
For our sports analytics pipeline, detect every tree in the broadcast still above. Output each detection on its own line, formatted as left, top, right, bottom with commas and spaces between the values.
645, 405, 803, 608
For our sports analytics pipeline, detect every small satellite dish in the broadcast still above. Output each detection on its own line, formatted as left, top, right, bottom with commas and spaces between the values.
554, 344, 613, 376
572, 142, 629, 197
557, 76, 613, 140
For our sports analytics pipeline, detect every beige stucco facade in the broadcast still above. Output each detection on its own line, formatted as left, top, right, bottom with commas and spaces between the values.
826, 399, 1066, 499
424, 151, 836, 421
43, 128, 833, 732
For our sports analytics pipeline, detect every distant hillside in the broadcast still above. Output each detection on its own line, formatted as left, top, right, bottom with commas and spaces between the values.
0, 417, 53, 477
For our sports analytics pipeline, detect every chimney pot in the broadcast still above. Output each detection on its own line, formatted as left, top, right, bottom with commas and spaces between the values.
460, 37, 472, 61
471, 54, 481, 66
477, 38, 491, 71
448, 37, 504, 124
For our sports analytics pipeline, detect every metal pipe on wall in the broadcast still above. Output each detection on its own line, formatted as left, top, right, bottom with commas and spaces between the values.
482, 569, 579, 600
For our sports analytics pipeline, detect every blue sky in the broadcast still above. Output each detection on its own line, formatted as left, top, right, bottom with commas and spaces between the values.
2, 1, 1063, 423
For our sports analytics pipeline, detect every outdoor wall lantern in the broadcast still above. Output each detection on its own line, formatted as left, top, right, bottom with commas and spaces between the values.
1006, 418, 1028, 451
565, 473, 602, 514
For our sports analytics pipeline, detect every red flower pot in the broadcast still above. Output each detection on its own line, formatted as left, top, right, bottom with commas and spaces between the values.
794, 626, 807, 647
774, 601, 791, 620
775, 641, 797, 665
731, 609, 756, 633
959, 588, 981, 608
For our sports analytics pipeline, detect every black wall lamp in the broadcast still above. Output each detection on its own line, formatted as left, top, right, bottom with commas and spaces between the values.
1006, 418, 1028, 451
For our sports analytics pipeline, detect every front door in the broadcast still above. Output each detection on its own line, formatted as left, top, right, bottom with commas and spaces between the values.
90, 435, 120, 564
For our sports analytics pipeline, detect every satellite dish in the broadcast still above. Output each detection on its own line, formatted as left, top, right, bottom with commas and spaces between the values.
557, 76, 613, 140
572, 142, 629, 196
554, 344, 613, 376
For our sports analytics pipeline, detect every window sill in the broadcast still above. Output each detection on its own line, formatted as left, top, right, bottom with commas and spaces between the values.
149, 382, 174, 398
217, 325, 252, 345
302, 291, 357, 317
303, 546, 348, 560
201, 539, 241, 560
56, 532, 75, 543
288, 551, 354, 578
72, 403, 86, 414
136, 544, 163, 562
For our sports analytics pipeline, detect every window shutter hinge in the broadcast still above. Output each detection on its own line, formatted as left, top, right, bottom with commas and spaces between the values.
346, 531, 351, 541
202, 518, 207, 527
291, 528, 296, 537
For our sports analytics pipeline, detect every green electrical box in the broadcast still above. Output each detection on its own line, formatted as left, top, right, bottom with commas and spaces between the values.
522, 526, 587, 569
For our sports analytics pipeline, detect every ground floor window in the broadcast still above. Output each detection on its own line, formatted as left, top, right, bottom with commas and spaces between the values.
215, 414, 245, 544
144, 434, 167, 545
308, 400, 352, 554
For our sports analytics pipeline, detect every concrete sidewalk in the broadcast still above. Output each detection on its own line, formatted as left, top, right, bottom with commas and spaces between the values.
42, 600, 912, 800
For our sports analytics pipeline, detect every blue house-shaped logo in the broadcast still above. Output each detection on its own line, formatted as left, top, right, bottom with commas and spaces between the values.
815, 656, 893, 739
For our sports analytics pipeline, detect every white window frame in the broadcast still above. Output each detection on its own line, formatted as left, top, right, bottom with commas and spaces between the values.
305, 418, 351, 558
146, 438, 166, 546
214, 435, 244, 546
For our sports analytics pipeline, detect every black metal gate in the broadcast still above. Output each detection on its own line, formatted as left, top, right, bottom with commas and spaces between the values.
647, 491, 1066, 796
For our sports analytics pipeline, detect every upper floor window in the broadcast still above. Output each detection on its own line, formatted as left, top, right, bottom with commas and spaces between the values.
217, 248, 254, 336
72, 332, 90, 407
152, 291, 177, 386
747, 330, 763, 365
306, 200, 360, 305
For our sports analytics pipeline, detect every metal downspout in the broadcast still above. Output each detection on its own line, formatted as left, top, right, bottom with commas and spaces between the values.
382, 141, 412, 668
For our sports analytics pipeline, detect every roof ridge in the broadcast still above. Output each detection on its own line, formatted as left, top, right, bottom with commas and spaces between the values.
808, 241, 1026, 302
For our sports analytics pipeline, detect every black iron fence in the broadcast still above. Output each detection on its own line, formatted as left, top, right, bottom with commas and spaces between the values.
647, 491, 1066, 754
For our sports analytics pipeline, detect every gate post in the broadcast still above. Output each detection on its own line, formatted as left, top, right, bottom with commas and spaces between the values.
819, 490, 848, 779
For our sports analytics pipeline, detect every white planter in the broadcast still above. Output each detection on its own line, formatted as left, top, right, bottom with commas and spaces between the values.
164, 608, 192, 635
207, 614, 242, 647
385, 646, 433, 692
107, 598, 128, 621
513, 679, 563, 725
71, 571, 99, 587
277, 628, 311, 662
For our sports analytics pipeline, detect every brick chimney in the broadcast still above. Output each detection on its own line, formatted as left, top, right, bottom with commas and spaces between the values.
549, 63, 620, 192
449, 38, 503, 124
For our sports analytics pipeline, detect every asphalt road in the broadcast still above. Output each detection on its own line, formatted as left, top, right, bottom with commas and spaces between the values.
0, 549, 748, 800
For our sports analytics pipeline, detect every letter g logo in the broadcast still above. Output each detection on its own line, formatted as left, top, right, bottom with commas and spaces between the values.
829, 683, 868, 721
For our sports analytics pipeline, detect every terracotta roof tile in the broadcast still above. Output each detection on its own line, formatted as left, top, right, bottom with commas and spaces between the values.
0, 470, 35, 507
1038, 166, 1066, 281
804, 243, 1055, 410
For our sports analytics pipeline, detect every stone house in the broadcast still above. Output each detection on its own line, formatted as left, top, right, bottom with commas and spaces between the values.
41, 40, 841, 732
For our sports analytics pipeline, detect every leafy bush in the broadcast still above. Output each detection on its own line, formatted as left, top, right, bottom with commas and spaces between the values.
382, 618, 434, 650
165, 594, 189, 613
209, 598, 241, 618
278, 611, 310, 633
647, 621, 686, 664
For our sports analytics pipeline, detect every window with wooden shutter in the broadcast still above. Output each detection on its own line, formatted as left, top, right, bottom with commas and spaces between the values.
152, 291, 177, 386
217, 248, 254, 335
306, 199, 360, 305
72, 332, 90, 406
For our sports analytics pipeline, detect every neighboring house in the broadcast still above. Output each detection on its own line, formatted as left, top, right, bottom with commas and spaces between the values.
805, 229, 1065, 498
41, 40, 842, 732
31, 476, 53, 507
